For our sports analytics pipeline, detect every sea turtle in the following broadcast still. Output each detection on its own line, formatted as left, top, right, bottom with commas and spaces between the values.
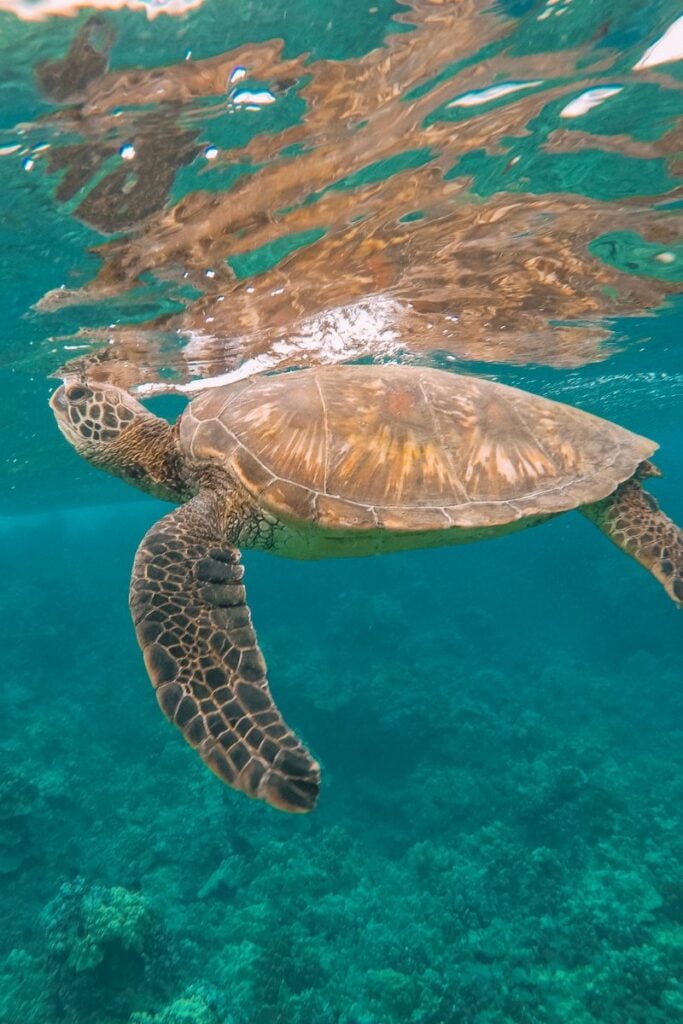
50, 365, 682, 812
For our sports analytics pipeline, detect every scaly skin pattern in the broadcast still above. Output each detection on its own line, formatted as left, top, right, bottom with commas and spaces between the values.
582, 479, 683, 607
50, 381, 189, 502
129, 489, 320, 812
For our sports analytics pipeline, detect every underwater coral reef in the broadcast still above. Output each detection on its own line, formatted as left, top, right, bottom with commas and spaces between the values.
1, 500, 681, 1023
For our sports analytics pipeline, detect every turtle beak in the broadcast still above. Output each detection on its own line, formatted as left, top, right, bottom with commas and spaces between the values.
50, 385, 68, 413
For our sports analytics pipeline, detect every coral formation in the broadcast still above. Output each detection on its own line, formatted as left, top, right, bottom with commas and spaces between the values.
130, 983, 230, 1024
41, 878, 168, 1020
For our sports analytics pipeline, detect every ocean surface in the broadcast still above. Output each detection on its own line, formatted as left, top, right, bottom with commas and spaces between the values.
0, 1, 682, 1022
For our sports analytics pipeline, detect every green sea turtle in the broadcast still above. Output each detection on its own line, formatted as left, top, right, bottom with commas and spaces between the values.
50, 365, 682, 812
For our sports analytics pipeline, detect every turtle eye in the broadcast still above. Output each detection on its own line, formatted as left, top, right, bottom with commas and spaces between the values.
66, 385, 91, 402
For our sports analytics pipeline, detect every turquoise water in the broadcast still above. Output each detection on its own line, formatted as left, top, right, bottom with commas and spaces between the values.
1, 1, 682, 1021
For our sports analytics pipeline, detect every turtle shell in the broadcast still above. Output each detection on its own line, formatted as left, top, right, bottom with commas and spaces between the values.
180, 365, 657, 531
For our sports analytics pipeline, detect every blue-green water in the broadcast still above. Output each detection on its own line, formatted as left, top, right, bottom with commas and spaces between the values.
1, 1, 682, 1022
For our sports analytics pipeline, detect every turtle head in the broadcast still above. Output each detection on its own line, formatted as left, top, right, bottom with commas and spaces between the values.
50, 380, 146, 450
50, 380, 189, 501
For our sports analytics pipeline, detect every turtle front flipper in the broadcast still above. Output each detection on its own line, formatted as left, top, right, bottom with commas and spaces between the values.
129, 493, 320, 812
581, 477, 683, 607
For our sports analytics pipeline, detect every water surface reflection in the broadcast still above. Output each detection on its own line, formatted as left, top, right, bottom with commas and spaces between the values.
4, 0, 679, 391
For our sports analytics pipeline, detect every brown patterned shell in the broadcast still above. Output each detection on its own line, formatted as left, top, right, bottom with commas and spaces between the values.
180, 365, 657, 531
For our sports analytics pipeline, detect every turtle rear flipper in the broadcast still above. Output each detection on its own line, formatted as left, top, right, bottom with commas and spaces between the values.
582, 477, 683, 607
129, 492, 320, 812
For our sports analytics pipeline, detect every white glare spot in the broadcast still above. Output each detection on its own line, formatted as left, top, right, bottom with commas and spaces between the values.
231, 89, 276, 107
655, 252, 676, 264
204, 146, 218, 160
634, 15, 683, 70
120, 144, 135, 160
22, 157, 34, 171
560, 87, 622, 118
448, 81, 543, 108
229, 66, 247, 84
0, 2, 206, 23
205, 269, 216, 278
162, 296, 404, 394
538, 0, 573, 16
245, 285, 255, 294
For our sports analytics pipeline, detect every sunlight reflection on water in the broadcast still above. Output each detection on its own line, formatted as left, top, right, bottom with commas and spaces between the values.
0, 0, 679, 399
